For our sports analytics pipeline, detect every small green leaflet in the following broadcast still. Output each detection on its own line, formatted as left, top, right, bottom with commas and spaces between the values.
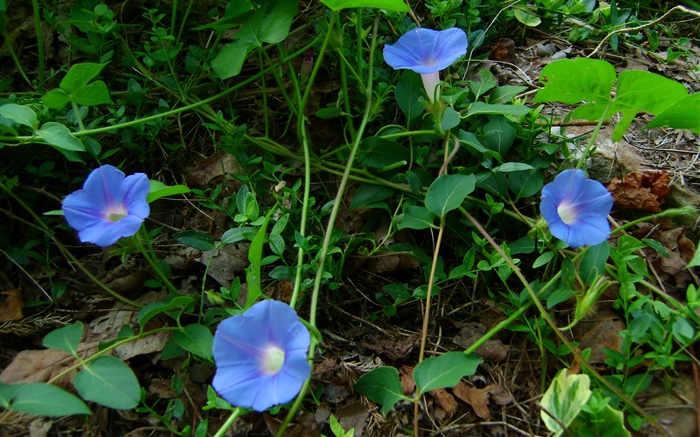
354, 366, 406, 414
425, 174, 476, 217
413, 352, 482, 394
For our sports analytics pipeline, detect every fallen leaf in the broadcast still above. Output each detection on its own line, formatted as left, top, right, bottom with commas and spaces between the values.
336, 401, 369, 436
453, 322, 509, 362
572, 308, 625, 364
453, 381, 492, 419
185, 152, 244, 188
0, 288, 24, 322
485, 383, 514, 405
431, 388, 459, 418
605, 171, 671, 212
400, 365, 416, 395
490, 38, 515, 61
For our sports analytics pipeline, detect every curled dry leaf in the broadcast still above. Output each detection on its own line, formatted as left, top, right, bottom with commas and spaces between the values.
605, 170, 671, 212
452, 382, 514, 419
400, 365, 416, 396
452, 381, 492, 419
453, 322, 509, 362
431, 388, 459, 418
0, 288, 24, 322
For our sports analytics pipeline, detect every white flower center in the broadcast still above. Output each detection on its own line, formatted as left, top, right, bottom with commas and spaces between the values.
104, 204, 128, 222
261, 345, 285, 375
557, 202, 577, 225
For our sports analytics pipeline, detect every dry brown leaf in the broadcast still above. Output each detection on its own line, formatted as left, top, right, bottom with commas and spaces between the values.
0, 288, 24, 322
453, 322, 509, 362
572, 308, 625, 364
431, 388, 459, 418
185, 153, 244, 188
453, 381, 492, 419
336, 401, 369, 436
606, 171, 671, 212
400, 365, 416, 396
485, 383, 514, 405
0, 349, 76, 387
632, 222, 696, 288
490, 38, 515, 61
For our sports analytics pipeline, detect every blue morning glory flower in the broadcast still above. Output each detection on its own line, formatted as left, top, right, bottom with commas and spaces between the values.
383, 27, 468, 100
212, 300, 311, 412
540, 169, 613, 248
62, 165, 150, 247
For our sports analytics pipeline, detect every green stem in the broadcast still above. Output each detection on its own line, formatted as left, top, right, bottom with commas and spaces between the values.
134, 226, 179, 296
459, 206, 670, 436
414, 216, 446, 437
277, 12, 379, 437
212, 408, 243, 437
611, 207, 696, 234
0, 40, 318, 144
47, 326, 180, 385
31, 0, 45, 84
575, 100, 612, 170
0, 181, 142, 308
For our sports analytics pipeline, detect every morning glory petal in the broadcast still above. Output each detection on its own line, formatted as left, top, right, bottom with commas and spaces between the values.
212, 300, 311, 412
540, 169, 613, 248
383, 28, 468, 74
62, 165, 150, 247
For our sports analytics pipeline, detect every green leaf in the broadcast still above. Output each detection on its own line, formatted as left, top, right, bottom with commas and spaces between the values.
0, 103, 37, 128
43, 63, 113, 109
467, 102, 531, 116
579, 241, 610, 285
492, 163, 534, 172
43, 322, 84, 355
687, 239, 700, 269
439, 106, 461, 131
482, 116, 515, 155
349, 184, 395, 210
354, 367, 405, 414
396, 71, 425, 121
37, 122, 85, 151
0, 382, 91, 417
425, 174, 476, 217
468, 69, 497, 100
173, 230, 215, 251
211, 40, 248, 79
193, 1, 254, 32
60, 63, 108, 93
221, 226, 256, 244
318, 0, 409, 11
508, 168, 543, 199
212, 0, 299, 80
42, 88, 72, 110
489, 85, 528, 104
608, 70, 687, 141
245, 208, 275, 308
540, 369, 592, 437
413, 352, 482, 394
357, 137, 409, 169
147, 180, 191, 203
138, 296, 196, 327
395, 205, 437, 230
72, 81, 113, 107
74, 356, 140, 410
647, 93, 700, 134
533, 59, 616, 107
173, 324, 214, 360
514, 8, 541, 26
